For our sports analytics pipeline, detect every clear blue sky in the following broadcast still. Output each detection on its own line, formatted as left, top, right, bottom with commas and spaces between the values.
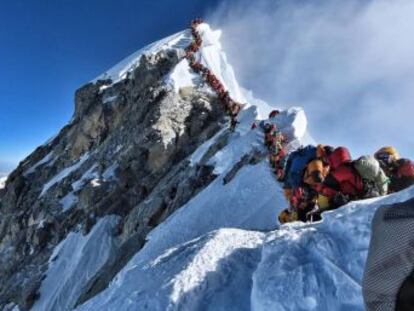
0, 0, 223, 173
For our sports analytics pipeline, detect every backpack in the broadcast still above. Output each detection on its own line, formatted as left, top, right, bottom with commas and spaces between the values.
284, 145, 317, 188
397, 159, 414, 178
327, 147, 352, 169
388, 159, 414, 192
330, 164, 364, 197
353, 155, 389, 196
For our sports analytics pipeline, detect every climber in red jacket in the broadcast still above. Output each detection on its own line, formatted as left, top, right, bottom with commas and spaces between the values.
305, 146, 364, 208
268, 110, 280, 119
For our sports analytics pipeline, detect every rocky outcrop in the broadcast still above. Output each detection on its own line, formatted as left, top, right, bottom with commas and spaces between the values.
0, 48, 227, 310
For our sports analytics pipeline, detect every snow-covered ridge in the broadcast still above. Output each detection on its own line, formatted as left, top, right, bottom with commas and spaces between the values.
95, 23, 246, 105
94, 30, 191, 83
165, 23, 246, 103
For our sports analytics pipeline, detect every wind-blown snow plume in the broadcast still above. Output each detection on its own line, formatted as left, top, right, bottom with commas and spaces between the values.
208, 0, 414, 157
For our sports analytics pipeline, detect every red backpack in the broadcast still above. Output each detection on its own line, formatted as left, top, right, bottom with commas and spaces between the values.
397, 160, 414, 178
331, 164, 363, 197
327, 147, 352, 170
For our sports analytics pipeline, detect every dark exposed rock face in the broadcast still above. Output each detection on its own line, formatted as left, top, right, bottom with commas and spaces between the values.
0, 49, 227, 310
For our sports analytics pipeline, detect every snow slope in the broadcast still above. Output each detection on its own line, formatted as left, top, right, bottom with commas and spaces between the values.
74, 187, 414, 311
78, 229, 264, 311
74, 105, 309, 310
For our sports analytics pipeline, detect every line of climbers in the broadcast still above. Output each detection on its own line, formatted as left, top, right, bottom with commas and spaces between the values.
186, 19, 414, 224
185, 19, 242, 131
258, 118, 414, 224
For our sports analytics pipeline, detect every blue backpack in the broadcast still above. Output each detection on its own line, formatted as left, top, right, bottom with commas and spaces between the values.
284, 145, 317, 188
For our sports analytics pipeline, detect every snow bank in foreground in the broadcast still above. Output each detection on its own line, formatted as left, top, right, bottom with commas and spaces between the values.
31, 216, 120, 311
75, 186, 414, 311
76, 229, 264, 311
251, 185, 414, 311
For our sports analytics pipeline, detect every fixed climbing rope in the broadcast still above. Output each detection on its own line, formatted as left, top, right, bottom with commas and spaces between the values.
185, 19, 242, 131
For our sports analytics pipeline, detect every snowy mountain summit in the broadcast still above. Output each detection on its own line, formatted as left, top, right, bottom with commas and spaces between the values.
0, 22, 411, 311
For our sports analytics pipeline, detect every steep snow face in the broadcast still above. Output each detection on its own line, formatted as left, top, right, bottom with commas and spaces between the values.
165, 23, 246, 103
31, 216, 120, 311
194, 23, 246, 103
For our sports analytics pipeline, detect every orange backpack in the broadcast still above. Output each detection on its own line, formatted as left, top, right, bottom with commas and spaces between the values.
303, 159, 330, 186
